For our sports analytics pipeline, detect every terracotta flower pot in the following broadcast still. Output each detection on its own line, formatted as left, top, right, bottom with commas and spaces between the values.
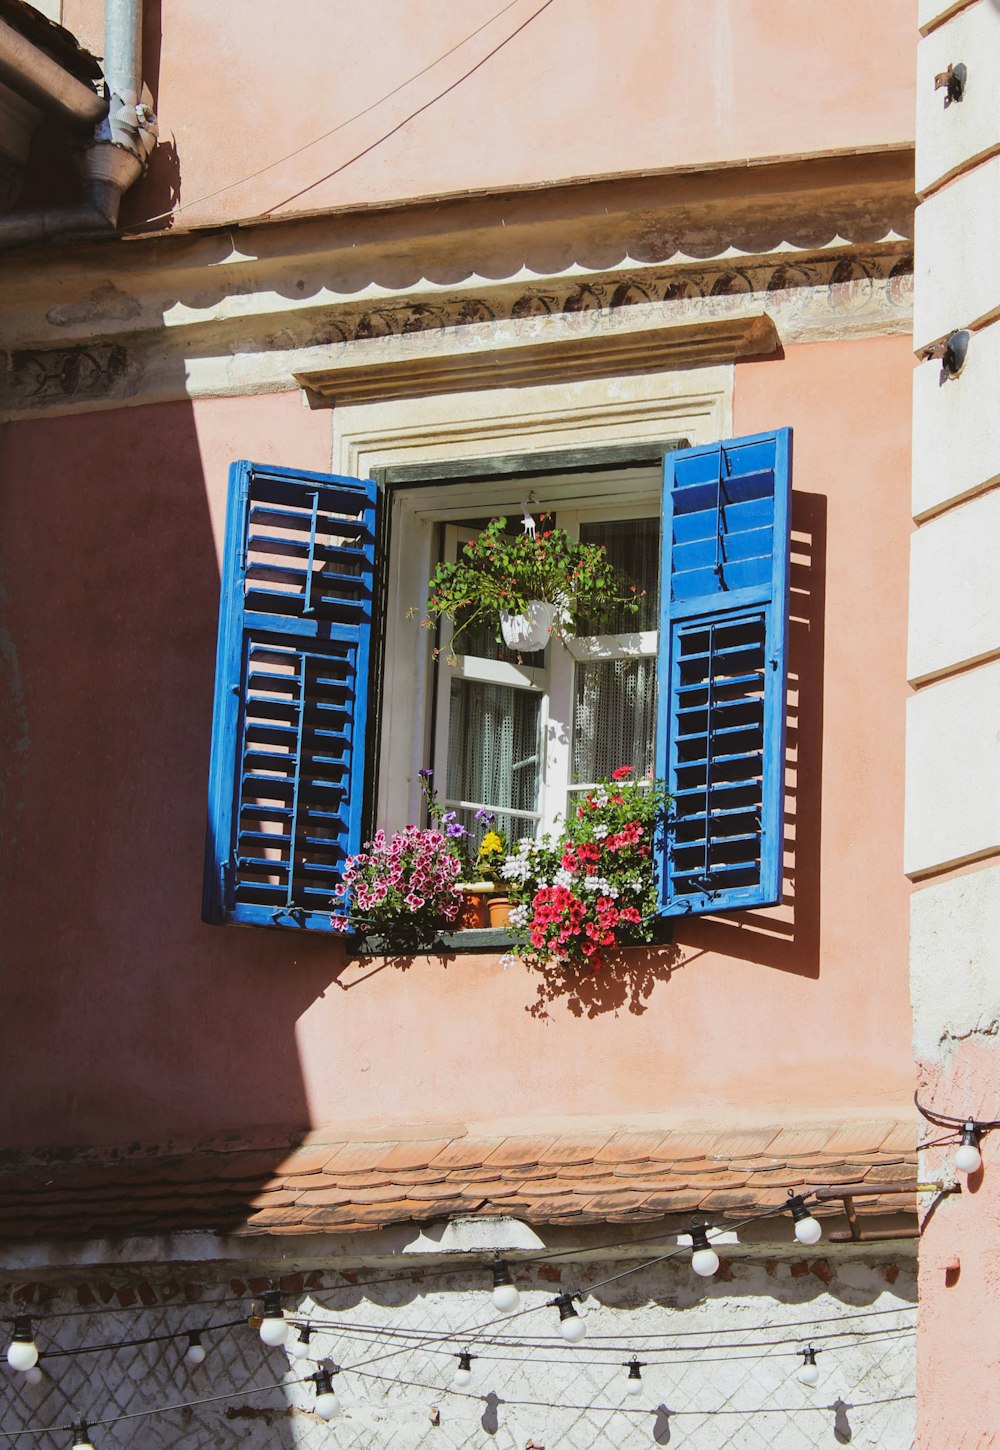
487, 894, 513, 928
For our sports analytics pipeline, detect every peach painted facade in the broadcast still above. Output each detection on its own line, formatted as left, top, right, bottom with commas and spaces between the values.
0, 336, 915, 1149
0, 1, 970, 1446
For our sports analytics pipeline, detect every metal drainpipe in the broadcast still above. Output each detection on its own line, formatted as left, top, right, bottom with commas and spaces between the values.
0, 0, 157, 249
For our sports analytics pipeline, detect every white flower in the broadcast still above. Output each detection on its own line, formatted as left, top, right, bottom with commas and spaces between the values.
593, 823, 609, 839
508, 903, 530, 928
498, 952, 518, 970
554, 868, 574, 889
582, 875, 607, 892
500, 857, 529, 882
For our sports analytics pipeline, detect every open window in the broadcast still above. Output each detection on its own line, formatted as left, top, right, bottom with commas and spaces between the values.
203, 432, 790, 932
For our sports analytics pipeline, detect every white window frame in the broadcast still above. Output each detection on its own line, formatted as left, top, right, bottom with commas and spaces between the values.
379, 466, 660, 835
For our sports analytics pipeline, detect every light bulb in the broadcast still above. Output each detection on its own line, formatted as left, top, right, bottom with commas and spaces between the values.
556, 1295, 586, 1343
7, 1316, 39, 1371
787, 1194, 823, 1246
23, 1366, 42, 1386
452, 1351, 474, 1388
258, 1290, 287, 1348
624, 1359, 644, 1397
689, 1224, 720, 1277
955, 1124, 982, 1175
797, 1347, 820, 1386
184, 1332, 206, 1367
313, 1369, 340, 1420
491, 1258, 521, 1313
72, 1421, 95, 1448
289, 1326, 313, 1361
315, 1389, 340, 1421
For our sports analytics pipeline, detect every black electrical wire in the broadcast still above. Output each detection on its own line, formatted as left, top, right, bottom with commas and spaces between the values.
350, 1364, 916, 1418
35, 1317, 245, 1362
130, 0, 535, 228
914, 1089, 1000, 1129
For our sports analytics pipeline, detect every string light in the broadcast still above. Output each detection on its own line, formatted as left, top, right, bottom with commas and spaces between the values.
183, 1332, 206, 1368
623, 1358, 645, 1397
22, 1367, 43, 1387
554, 1295, 586, 1343
312, 1367, 341, 1420
7, 1317, 39, 1372
915, 1090, 998, 1175
288, 1325, 313, 1361
954, 1123, 982, 1175
786, 1193, 823, 1246
451, 1351, 475, 1388
491, 1257, 521, 1314
71, 1421, 94, 1449
797, 1347, 820, 1386
689, 1222, 720, 1277
258, 1290, 288, 1349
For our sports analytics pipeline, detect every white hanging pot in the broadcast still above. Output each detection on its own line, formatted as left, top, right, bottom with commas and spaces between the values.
500, 599, 561, 650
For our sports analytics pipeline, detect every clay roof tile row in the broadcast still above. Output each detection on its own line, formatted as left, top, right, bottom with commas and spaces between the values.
0, 1120, 917, 1245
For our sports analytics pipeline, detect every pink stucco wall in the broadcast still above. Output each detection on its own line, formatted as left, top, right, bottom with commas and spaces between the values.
61, 0, 916, 232
0, 335, 913, 1149
916, 1037, 1000, 1447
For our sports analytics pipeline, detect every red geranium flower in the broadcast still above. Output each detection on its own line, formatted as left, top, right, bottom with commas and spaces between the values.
612, 765, 633, 780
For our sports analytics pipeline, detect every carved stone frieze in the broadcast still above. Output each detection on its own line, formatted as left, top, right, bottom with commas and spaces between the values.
5, 343, 130, 404
0, 247, 913, 418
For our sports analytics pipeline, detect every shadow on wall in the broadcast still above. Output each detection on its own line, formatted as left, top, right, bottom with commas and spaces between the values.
673, 489, 828, 980
0, 394, 343, 1157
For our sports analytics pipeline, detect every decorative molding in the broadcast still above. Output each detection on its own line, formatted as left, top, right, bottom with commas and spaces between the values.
297, 313, 778, 407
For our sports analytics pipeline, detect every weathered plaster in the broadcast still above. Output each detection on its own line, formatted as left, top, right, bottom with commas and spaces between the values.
911, 864, 1000, 1058
907, 485, 1000, 682
904, 659, 1000, 876
916, 1, 1000, 196
913, 152, 1000, 348
912, 316, 1000, 518
0, 1257, 916, 1449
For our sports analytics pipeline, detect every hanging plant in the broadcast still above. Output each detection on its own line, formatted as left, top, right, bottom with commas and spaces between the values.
422, 516, 643, 655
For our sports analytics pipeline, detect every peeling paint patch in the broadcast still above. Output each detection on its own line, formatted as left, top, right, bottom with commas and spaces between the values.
46, 280, 142, 326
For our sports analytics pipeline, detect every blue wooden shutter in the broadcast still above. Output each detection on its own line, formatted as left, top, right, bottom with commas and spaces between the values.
203, 461, 376, 930
655, 429, 791, 916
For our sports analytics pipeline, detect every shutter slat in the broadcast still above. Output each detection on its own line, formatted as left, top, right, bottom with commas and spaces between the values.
655, 429, 790, 916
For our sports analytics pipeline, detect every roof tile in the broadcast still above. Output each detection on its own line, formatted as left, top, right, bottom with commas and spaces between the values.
538, 1136, 613, 1167
483, 1139, 554, 1170
276, 1146, 339, 1176
593, 1133, 669, 1163
766, 1128, 843, 1158
427, 1139, 502, 1170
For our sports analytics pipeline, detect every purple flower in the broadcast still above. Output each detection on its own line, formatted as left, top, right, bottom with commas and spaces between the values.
475, 808, 496, 826
446, 823, 467, 838
418, 768, 433, 779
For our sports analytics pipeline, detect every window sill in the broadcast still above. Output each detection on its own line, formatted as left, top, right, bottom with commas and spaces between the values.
347, 927, 515, 958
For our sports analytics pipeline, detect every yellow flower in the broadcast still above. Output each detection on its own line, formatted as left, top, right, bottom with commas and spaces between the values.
480, 831, 503, 856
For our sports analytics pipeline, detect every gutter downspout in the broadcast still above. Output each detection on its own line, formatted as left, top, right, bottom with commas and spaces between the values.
0, 0, 157, 250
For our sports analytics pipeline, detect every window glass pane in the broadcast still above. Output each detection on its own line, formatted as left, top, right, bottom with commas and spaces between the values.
578, 517, 660, 632
571, 657, 658, 786
446, 679, 540, 842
